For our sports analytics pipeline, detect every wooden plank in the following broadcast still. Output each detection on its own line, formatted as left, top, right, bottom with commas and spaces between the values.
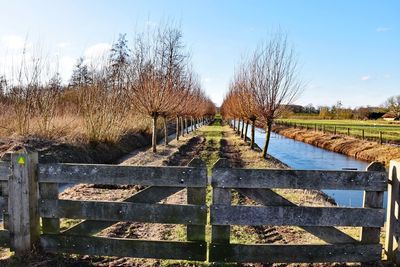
38, 163, 207, 187
0, 229, 10, 246
40, 183, 60, 234
41, 234, 207, 261
211, 205, 384, 227
385, 160, 400, 263
63, 186, 182, 236
0, 161, 9, 181
209, 243, 382, 263
0, 196, 8, 213
211, 159, 231, 244
40, 199, 207, 225
238, 188, 357, 244
8, 152, 40, 255
212, 168, 387, 190
360, 162, 385, 245
187, 158, 207, 242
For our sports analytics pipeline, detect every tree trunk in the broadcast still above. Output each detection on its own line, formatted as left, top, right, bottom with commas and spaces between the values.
152, 115, 158, 153
244, 120, 249, 141
181, 117, 185, 137
237, 119, 241, 135
262, 121, 273, 158
176, 116, 179, 141
240, 118, 245, 138
185, 118, 189, 134
233, 119, 236, 131
250, 119, 255, 149
163, 116, 168, 145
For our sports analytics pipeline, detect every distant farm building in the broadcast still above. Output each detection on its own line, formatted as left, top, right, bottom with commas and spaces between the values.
382, 112, 399, 121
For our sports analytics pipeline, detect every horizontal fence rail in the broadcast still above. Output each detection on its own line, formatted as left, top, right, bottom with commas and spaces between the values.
38, 163, 206, 187
212, 168, 387, 190
211, 205, 384, 227
40, 199, 207, 225
210, 158, 387, 264
41, 235, 207, 261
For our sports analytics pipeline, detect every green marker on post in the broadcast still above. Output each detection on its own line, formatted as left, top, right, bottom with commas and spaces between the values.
17, 156, 25, 165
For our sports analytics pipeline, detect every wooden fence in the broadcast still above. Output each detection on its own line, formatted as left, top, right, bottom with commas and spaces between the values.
0, 152, 208, 261
385, 159, 400, 264
209, 158, 387, 263
0, 152, 398, 264
275, 121, 400, 145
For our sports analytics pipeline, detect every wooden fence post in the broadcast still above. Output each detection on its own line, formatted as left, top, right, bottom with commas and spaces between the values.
187, 158, 207, 242
385, 160, 400, 263
362, 129, 365, 140
211, 159, 231, 245
334, 126, 337, 135
360, 162, 385, 245
9, 151, 40, 255
380, 131, 383, 144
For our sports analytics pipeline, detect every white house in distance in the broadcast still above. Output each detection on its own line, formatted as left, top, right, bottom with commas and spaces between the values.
382, 112, 399, 121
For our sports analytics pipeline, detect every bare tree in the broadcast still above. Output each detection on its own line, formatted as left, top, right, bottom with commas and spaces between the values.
250, 32, 303, 157
222, 31, 303, 157
130, 25, 192, 152
385, 95, 400, 118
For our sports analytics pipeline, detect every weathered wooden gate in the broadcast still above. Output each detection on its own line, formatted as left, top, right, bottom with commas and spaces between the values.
1, 152, 208, 261
0, 152, 393, 264
209, 158, 387, 263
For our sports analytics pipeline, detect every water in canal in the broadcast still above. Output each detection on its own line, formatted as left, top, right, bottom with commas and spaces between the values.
239, 122, 387, 207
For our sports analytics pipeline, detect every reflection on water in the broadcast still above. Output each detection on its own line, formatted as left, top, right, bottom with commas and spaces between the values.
237, 122, 387, 207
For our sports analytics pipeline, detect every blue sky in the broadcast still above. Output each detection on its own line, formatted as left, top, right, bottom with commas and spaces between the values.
0, 0, 398, 107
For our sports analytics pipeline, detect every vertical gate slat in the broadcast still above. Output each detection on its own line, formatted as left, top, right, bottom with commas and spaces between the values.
40, 183, 60, 234
211, 159, 231, 244
385, 160, 400, 263
187, 158, 206, 242
360, 162, 386, 244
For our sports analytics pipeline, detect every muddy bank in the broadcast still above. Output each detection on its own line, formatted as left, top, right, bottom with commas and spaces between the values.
0, 130, 151, 164
0, 119, 184, 164
274, 125, 400, 166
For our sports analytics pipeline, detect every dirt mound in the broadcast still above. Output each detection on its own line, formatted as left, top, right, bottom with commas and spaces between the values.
0, 130, 151, 164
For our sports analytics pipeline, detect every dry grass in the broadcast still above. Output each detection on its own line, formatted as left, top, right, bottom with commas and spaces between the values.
0, 112, 151, 144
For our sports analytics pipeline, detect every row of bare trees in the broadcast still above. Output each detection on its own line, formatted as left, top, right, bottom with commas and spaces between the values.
0, 25, 216, 152
221, 32, 303, 158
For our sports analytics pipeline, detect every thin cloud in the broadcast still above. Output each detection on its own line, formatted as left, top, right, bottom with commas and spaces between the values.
384, 74, 392, 79
376, 27, 390, 32
361, 75, 371, 81
57, 42, 71, 48
0, 35, 29, 50
145, 20, 158, 27
84, 43, 111, 60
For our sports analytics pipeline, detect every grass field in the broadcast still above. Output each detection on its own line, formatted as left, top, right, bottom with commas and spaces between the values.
277, 119, 400, 144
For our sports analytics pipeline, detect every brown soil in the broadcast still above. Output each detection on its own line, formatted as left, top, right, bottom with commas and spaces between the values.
0, 130, 152, 164
273, 125, 400, 167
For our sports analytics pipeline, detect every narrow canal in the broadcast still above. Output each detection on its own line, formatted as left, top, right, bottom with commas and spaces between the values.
245, 124, 387, 208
